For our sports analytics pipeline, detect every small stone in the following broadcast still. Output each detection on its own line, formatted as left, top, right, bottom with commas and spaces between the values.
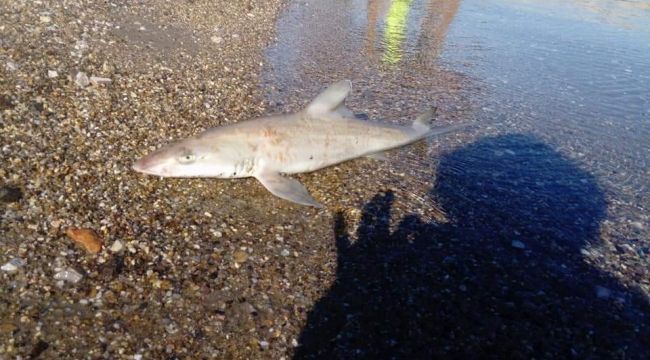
595, 286, 611, 299
0, 322, 17, 334
66, 228, 103, 254
75, 72, 90, 87
291, 339, 299, 347
0, 186, 22, 203
39, 15, 51, 23
74, 39, 88, 51
211, 36, 223, 44
233, 250, 248, 263
630, 221, 645, 230
90, 76, 112, 85
53, 268, 83, 283
280, 249, 290, 257
133, 354, 143, 360
50, 219, 64, 229
5, 61, 17, 71
259, 340, 269, 350
109, 240, 124, 253
47, 70, 58, 78
511, 240, 526, 249
619, 244, 635, 254
1, 258, 25, 272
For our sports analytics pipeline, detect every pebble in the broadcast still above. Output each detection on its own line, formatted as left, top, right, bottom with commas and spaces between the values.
1, 258, 25, 272
511, 240, 526, 249
211, 36, 223, 44
0, 322, 17, 334
65, 228, 103, 254
39, 15, 51, 23
0, 186, 22, 203
50, 219, 64, 229
75, 71, 90, 87
5, 61, 17, 71
280, 249, 291, 257
630, 221, 644, 230
259, 340, 270, 350
110, 240, 124, 253
233, 250, 248, 263
53, 268, 83, 284
595, 286, 611, 299
47, 70, 58, 78
90, 76, 112, 85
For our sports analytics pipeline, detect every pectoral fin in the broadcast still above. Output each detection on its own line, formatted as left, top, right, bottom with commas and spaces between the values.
255, 172, 323, 208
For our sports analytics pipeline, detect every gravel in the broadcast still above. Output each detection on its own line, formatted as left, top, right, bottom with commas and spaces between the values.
2, 0, 648, 359
0, 0, 332, 358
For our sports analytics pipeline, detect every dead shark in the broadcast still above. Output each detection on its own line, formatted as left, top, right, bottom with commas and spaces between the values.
133, 80, 465, 207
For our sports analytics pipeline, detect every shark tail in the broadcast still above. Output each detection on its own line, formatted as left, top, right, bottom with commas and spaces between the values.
413, 107, 437, 132
412, 107, 467, 139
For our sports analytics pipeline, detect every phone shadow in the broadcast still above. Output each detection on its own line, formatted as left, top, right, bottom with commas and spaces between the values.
295, 134, 649, 359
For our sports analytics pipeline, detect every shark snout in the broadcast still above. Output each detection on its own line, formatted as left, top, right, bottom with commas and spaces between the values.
132, 158, 147, 173
132, 157, 151, 174
133, 154, 164, 175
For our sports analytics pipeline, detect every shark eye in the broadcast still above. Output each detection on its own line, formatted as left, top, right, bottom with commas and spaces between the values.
177, 151, 196, 164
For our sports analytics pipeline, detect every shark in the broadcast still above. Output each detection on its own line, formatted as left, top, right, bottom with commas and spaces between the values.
133, 80, 465, 208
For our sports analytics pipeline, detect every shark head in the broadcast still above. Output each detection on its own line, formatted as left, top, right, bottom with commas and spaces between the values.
133, 137, 237, 178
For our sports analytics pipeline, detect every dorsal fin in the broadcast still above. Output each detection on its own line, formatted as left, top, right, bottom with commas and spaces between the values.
306, 80, 352, 117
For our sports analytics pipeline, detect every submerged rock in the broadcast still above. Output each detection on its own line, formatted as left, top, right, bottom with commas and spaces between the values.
511, 240, 527, 249
595, 286, 612, 299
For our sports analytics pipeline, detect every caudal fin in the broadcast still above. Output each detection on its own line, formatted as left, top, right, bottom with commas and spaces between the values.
412, 107, 469, 139
412, 107, 438, 133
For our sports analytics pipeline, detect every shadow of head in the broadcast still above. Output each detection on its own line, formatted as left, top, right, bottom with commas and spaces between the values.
434, 134, 605, 254
295, 134, 649, 359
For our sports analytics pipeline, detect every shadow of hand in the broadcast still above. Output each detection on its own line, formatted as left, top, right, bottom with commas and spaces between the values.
296, 135, 649, 360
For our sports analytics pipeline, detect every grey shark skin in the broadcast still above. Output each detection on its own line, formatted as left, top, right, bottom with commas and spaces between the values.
133, 80, 463, 207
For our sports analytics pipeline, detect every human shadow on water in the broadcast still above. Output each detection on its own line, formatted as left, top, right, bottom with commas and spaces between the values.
295, 134, 649, 359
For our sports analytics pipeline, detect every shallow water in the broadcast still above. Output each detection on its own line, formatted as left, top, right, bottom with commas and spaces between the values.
263, 0, 649, 242
438, 0, 650, 249
263, 0, 650, 356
